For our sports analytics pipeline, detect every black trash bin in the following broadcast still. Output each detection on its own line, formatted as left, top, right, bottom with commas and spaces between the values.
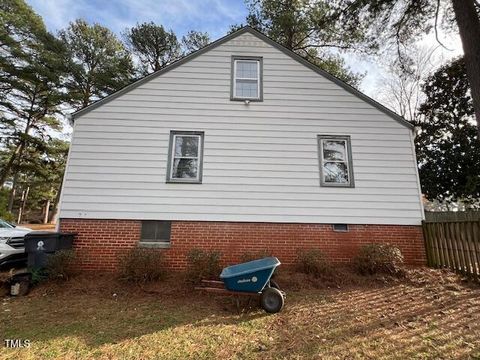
24, 232, 75, 268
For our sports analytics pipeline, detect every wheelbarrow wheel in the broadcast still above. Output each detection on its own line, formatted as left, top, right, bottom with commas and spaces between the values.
269, 279, 280, 290
261, 287, 284, 313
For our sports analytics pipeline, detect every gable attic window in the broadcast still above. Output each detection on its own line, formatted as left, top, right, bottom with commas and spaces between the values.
167, 131, 204, 183
318, 135, 354, 187
231, 56, 263, 101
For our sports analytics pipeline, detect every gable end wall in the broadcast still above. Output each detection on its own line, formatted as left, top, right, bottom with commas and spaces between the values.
59, 32, 423, 226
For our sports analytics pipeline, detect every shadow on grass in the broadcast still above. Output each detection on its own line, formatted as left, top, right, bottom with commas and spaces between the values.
0, 273, 270, 348
263, 280, 480, 359
1, 268, 479, 359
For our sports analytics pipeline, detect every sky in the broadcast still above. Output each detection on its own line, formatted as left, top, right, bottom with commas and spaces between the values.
27, 0, 463, 98
28, 0, 248, 40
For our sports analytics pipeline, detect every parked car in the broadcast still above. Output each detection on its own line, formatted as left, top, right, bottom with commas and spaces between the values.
0, 219, 31, 268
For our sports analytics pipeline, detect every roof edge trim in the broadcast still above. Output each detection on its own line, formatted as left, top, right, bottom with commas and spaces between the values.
71, 27, 253, 119
71, 26, 412, 130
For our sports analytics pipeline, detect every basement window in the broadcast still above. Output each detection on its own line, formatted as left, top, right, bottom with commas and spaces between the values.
139, 221, 171, 248
333, 224, 349, 232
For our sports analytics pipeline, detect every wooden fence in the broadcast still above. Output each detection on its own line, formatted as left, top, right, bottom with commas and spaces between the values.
425, 211, 480, 222
423, 220, 480, 279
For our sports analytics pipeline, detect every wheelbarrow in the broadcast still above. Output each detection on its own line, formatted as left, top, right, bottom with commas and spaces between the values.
196, 257, 285, 313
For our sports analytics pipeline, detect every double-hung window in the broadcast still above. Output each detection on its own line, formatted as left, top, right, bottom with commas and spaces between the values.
231, 56, 263, 101
318, 135, 354, 187
167, 131, 204, 183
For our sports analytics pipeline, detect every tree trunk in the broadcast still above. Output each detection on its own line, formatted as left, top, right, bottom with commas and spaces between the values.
0, 142, 23, 187
0, 117, 33, 188
17, 186, 29, 224
83, 82, 91, 108
48, 178, 64, 224
452, 0, 480, 139
43, 199, 51, 224
7, 172, 18, 213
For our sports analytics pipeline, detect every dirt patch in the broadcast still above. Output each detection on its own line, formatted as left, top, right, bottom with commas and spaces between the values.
25, 272, 193, 301
0, 283, 8, 297
0, 270, 14, 297
275, 265, 406, 291
406, 267, 478, 288
4, 266, 478, 302
19, 223, 55, 231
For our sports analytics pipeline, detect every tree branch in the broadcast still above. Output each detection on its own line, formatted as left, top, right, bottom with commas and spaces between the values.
434, 0, 452, 50
294, 43, 353, 51
291, 28, 316, 50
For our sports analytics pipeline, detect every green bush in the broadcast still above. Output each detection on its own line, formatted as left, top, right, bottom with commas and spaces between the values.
45, 249, 76, 281
29, 267, 48, 285
353, 244, 404, 276
186, 248, 222, 283
118, 247, 165, 283
0, 188, 14, 222
239, 250, 272, 263
0, 211, 15, 222
295, 248, 333, 277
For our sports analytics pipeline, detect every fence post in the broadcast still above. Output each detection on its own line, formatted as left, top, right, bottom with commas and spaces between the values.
422, 221, 432, 267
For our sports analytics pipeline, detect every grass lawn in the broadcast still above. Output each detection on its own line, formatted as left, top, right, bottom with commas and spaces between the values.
1, 268, 479, 359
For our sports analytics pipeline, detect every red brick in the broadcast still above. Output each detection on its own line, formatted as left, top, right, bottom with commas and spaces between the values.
59, 219, 426, 272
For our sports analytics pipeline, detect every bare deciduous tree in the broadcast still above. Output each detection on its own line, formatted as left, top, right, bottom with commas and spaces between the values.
377, 46, 442, 122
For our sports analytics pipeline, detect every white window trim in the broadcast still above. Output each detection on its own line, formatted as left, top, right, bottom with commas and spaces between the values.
231, 57, 262, 101
167, 131, 204, 183
318, 135, 355, 188
170, 134, 201, 181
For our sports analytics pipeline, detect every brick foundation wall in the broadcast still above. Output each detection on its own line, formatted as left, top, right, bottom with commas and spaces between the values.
59, 219, 426, 271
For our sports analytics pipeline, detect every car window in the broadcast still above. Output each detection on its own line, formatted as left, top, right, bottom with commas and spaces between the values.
0, 219, 14, 229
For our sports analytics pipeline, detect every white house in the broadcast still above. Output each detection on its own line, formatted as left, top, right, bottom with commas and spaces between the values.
58, 27, 425, 271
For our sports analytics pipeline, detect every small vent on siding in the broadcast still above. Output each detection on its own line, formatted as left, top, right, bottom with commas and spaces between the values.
332, 224, 349, 232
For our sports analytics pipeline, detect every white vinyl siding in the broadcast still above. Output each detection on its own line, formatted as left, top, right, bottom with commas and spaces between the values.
59, 31, 423, 226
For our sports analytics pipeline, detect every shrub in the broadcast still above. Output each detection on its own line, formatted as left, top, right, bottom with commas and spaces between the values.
353, 244, 404, 276
295, 248, 333, 277
239, 250, 272, 263
0, 211, 15, 223
45, 249, 76, 281
29, 267, 48, 285
118, 247, 164, 283
186, 248, 222, 283
0, 189, 14, 222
